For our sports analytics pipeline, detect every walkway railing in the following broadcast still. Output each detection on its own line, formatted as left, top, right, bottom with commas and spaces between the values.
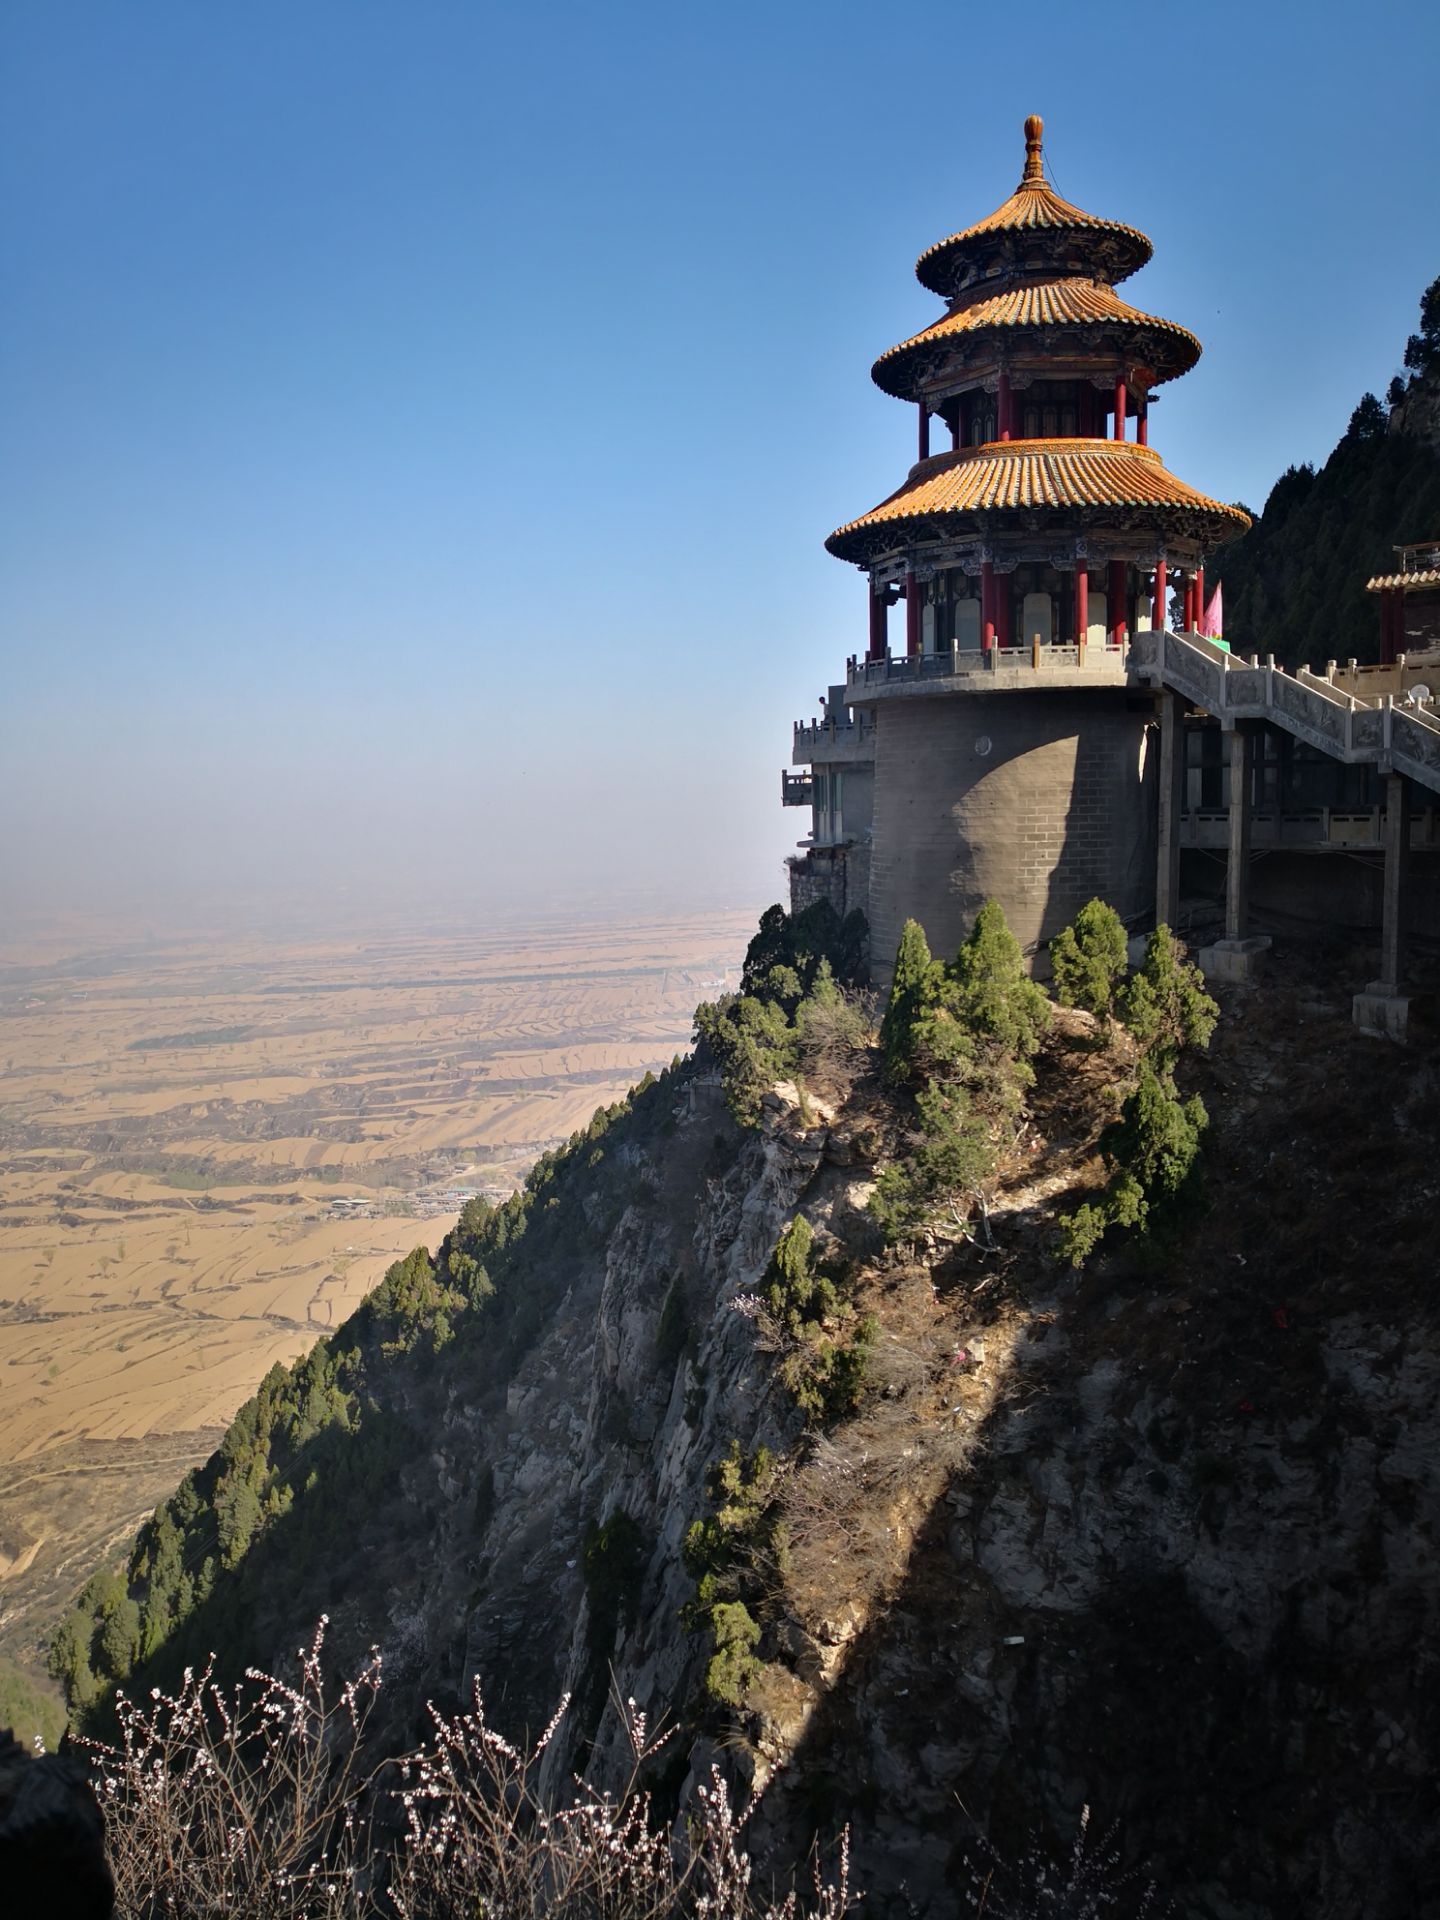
792, 714, 876, 759
845, 637, 1127, 689
1180, 804, 1440, 851
1130, 629, 1440, 798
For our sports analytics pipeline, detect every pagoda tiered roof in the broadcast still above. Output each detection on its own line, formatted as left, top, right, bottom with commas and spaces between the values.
873, 276, 1201, 400
827, 441, 1249, 563
828, 114, 1250, 566
914, 115, 1152, 296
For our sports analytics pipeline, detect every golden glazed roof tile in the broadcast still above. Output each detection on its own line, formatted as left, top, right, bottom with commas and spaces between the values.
922, 181, 1151, 254
1367, 570, 1440, 591
873, 277, 1201, 392
915, 115, 1152, 293
826, 440, 1251, 558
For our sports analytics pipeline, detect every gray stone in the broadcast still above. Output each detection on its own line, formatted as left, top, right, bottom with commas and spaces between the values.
1198, 935, 1273, 982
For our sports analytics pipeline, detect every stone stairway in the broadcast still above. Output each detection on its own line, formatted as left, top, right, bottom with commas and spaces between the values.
1129, 629, 1440, 797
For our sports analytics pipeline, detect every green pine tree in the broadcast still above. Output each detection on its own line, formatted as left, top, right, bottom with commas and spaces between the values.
1049, 897, 1130, 1025
1119, 926, 1218, 1070
880, 918, 939, 1083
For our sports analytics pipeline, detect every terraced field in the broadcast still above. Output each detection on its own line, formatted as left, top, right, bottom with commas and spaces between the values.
0, 906, 752, 1689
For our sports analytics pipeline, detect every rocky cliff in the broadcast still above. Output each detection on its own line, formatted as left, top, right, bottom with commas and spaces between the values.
52, 928, 1440, 1920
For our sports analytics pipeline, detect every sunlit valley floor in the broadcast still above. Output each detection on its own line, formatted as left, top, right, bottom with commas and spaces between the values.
0, 906, 755, 1692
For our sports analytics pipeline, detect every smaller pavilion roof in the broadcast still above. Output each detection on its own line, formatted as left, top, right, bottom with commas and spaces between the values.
1367, 570, 1440, 592
915, 116, 1153, 296
873, 276, 1201, 397
827, 440, 1250, 560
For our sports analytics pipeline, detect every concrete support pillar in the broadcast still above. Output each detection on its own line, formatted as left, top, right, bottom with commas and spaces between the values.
1379, 770, 1410, 992
868, 579, 888, 661
1108, 559, 1127, 644
904, 568, 920, 657
1354, 771, 1413, 1036
1198, 724, 1273, 982
1225, 728, 1254, 942
1156, 690, 1185, 929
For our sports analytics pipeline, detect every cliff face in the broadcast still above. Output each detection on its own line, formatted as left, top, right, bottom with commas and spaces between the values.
61, 949, 1440, 1920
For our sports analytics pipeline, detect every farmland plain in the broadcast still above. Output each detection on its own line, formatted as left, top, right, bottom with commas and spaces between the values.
0, 905, 752, 1689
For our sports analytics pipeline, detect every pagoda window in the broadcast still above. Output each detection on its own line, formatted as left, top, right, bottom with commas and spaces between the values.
955, 598, 981, 650
1061, 405, 1077, 437
1042, 406, 1059, 436
1023, 406, 1040, 438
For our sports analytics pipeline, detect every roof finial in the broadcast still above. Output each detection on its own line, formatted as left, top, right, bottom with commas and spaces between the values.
1022, 113, 1045, 185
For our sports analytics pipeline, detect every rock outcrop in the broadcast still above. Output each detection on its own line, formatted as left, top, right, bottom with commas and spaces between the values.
58, 955, 1440, 1919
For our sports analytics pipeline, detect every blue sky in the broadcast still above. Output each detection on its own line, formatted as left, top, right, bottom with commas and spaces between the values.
2, 0, 1437, 929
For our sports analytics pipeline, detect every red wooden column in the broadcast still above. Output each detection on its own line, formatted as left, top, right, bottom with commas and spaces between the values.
1108, 559, 1127, 644
1153, 558, 1168, 631
1195, 563, 1206, 633
1113, 374, 1127, 441
905, 567, 921, 657
917, 405, 930, 462
981, 561, 996, 650
998, 372, 1012, 442
1074, 563, 1089, 646
868, 579, 888, 660
1137, 398, 1149, 446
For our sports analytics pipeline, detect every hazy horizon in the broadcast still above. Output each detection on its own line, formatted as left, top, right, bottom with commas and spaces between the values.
4, 0, 1437, 935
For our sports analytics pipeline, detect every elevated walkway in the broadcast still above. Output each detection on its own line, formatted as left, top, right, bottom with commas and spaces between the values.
1132, 630, 1430, 1033
1129, 629, 1440, 797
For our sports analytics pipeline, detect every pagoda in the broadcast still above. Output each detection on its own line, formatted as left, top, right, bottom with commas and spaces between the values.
788, 115, 1250, 975
1368, 536, 1440, 661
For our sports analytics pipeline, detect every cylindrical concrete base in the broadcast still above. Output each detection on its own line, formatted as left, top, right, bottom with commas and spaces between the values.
865, 689, 1156, 981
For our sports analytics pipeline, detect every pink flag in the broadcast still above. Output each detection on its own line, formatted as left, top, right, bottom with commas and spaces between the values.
1199, 581, 1223, 638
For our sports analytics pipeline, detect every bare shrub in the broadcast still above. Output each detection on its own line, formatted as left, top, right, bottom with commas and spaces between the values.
82, 1618, 382, 1918
81, 1625, 856, 1919
965, 1806, 1168, 1918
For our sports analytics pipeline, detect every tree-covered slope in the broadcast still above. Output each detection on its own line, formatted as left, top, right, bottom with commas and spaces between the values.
1210, 274, 1440, 668
47, 1060, 688, 1721
48, 899, 869, 1730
